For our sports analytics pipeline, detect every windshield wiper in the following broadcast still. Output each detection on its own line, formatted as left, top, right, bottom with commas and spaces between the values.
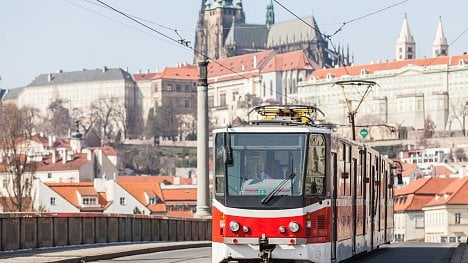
261, 172, 296, 204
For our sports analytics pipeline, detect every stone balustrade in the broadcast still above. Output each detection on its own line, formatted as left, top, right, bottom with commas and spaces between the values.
0, 213, 211, 251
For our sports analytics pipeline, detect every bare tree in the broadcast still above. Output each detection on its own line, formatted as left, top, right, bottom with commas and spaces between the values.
90, 97, 125, 145
0, 103, 37, 212
37, 98, 72, 137
146, 104, 181, 142
450, 99, 468, 136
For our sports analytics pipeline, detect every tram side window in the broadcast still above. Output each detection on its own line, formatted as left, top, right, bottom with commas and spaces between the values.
305, 134, 326, 196
339, 143, 350, 196
214, 134, 225, 195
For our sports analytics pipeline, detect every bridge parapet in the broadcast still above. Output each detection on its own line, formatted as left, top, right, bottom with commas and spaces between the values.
0, 213, 211, 251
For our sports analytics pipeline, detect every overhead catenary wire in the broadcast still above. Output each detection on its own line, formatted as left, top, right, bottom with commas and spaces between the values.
78, 0, 296, 103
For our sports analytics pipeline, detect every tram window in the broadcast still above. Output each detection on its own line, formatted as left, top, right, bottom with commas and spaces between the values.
305, 134, 326, 196
225, 133, 306, 197
214, 134, 225, 195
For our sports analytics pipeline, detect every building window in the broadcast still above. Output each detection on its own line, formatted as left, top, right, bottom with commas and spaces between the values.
167, 85, 172, 91
176, 84, 181, 91
185, 84, 190, 91
185, 100, 190, 108
120, 197, 126, 205
455, 213, 461, 224
50, 197, 56, 205
415, 216, 424, 229
82, 197, 97, 205
219, 93, 226, 107
208, 96, 214, 108
408, 47, 413, 52
149, 197, 158, 205
47, 172, 52, 179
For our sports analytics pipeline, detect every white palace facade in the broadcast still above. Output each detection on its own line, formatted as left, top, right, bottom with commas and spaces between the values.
295, 54, 468, 134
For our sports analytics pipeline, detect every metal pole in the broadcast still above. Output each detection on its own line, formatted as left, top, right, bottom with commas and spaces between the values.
350, 113, 356, 141
195, 60, 211, 218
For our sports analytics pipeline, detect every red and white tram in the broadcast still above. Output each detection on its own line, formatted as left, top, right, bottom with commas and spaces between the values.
211, 105, 397, 263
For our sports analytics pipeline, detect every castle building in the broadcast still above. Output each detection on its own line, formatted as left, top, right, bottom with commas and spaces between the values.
396, 15, 450, 61
194, 0, 349, 68
433, 17, 449, 57
396, 14, 416, 61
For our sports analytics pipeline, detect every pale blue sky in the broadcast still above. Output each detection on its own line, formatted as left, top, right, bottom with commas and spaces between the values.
1, 0, 466, 89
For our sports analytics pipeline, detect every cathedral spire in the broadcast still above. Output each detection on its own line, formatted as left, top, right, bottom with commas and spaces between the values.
396, 14, 416, 61
266, 0, 275, 28
432, 16, 449, 57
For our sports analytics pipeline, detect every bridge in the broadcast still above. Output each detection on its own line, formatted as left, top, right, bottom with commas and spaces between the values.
0, 213, 210, 251
1, 213, 468, 263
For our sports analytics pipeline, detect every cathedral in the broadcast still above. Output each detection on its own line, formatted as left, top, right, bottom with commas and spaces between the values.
194, 0, 349, 68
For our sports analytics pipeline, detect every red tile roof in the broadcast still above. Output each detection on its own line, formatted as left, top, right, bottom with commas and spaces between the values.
208, 50, 274, 82
87, 146, 118, 156
154, 65, 199, 80
133, 72, 160, 81
118, 176, 170, 213
394, 194, 434, 212
261, 50, 319, 73
162, 188, 197, 201
432, 164, 455, 177
310, 54, 468, 80
46, 182, 109, 209
395, 177, 457, 196
36, 153, 89, 171
424, 177, 468, 207
402, 163, 419, 177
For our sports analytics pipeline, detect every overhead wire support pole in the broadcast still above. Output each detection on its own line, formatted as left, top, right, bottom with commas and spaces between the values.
333, 80, 378, 140
195, 59, 211, 218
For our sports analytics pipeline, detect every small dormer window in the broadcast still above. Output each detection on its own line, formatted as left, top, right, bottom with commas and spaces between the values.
360, 69, 369, 75
82, 197, 97, 206
459, 59, 466, 66
149, 197, 158, 205
326, 73, 334, 79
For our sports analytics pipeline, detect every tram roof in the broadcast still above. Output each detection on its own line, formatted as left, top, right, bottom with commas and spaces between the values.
213, 125, 331, 134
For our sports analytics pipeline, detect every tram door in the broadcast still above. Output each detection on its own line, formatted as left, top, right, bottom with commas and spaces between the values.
352, 157, 357, 253
331, 153, 338, 261
369, 153, 375, 250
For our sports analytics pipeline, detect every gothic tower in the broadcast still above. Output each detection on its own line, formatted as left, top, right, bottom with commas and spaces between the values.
266, 0, 275, 29
194, 0, 245, 62
432, 17, 449, 57
396, 14, 416, 61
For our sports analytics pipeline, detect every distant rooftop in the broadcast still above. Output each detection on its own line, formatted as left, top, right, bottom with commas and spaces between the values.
27, 67, 133, 87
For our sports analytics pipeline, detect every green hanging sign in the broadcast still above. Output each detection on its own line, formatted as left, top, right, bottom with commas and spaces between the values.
360, 128, 368, 138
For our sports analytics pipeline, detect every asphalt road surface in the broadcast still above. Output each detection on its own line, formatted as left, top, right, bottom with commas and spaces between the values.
348, 242, 458, 263
95, 242, 457, 263
96, 247, 211, 263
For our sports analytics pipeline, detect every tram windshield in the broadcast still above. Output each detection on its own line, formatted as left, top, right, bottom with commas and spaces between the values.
221, 133, 306, 198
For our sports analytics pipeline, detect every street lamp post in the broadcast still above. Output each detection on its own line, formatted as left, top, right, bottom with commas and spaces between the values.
463, 102, 468, 137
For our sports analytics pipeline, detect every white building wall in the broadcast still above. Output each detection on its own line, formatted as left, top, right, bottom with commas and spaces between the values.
34, 180, 79, 213
104, 181, 150, 215
297, 61, 468, 132
35, 170, 81, 183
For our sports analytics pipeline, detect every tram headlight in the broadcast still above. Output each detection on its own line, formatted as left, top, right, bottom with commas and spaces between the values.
242, 225, 250, 233
289, 221, 300, 233
278, 226, 286, 234
229, 221, 240, 232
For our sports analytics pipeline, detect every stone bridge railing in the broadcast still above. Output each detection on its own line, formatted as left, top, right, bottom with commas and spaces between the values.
0, 213, 211, 251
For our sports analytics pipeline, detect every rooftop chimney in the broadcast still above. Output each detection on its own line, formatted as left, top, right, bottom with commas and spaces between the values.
102, 66, 108, 73
47, 73, 52, 82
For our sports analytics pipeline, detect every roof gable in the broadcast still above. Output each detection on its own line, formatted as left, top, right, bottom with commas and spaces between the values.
310, 54, 468, 80
27, 68, 133, 87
